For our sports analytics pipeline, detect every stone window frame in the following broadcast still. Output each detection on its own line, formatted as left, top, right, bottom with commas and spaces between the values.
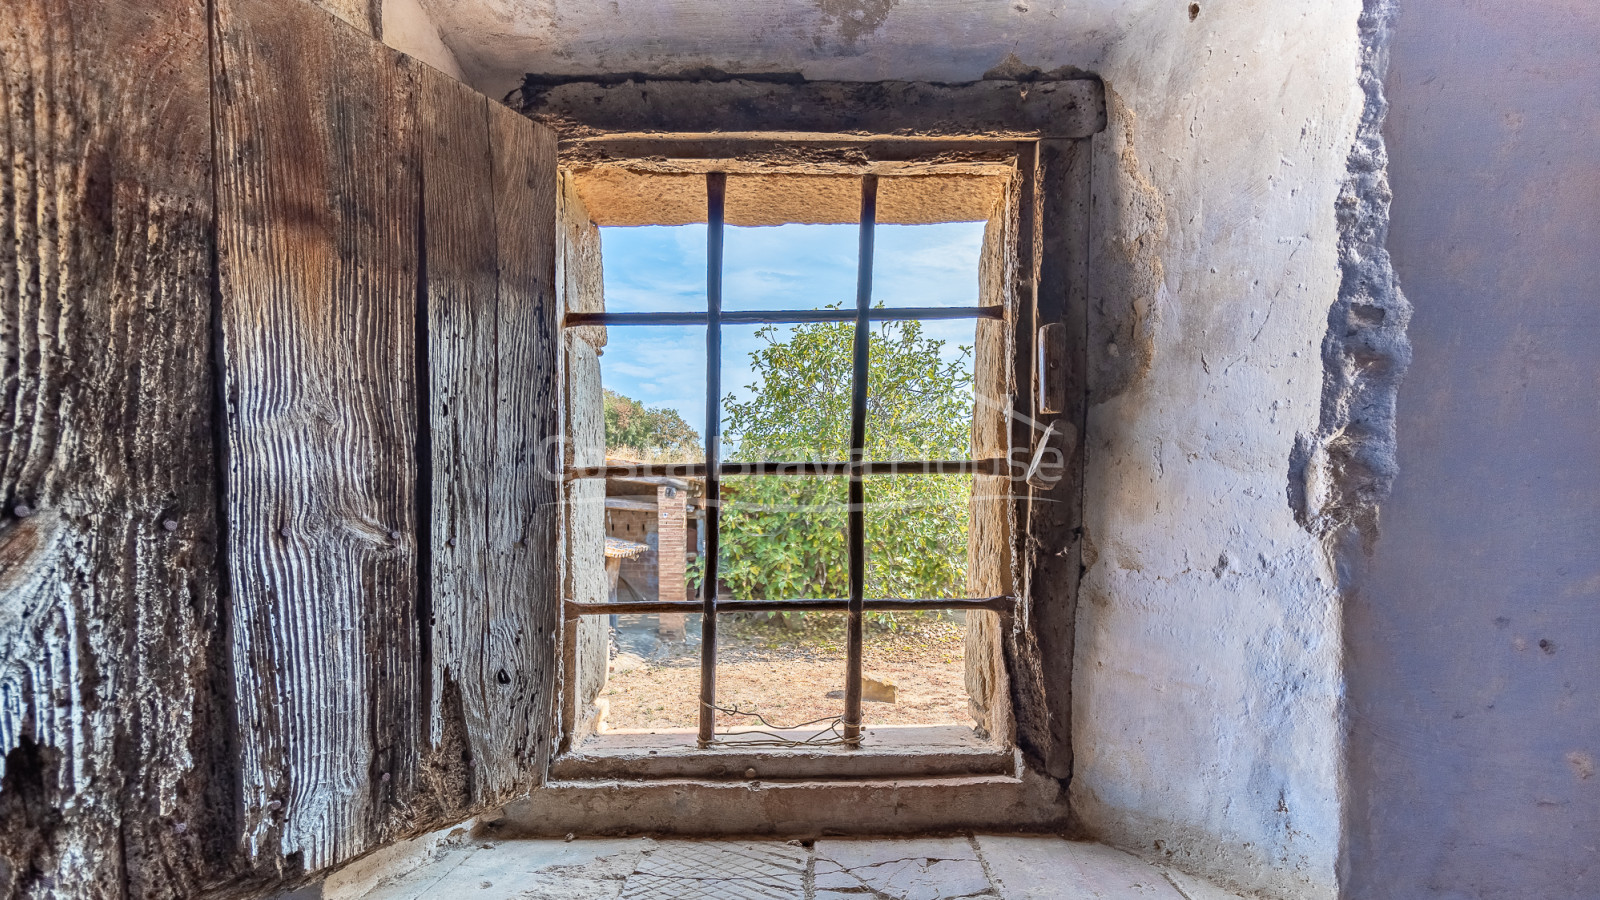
530, 76, 1105, 779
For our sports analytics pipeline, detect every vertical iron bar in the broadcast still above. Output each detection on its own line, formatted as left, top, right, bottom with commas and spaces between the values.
844, 175, 878, 746
698, 172, 726, 747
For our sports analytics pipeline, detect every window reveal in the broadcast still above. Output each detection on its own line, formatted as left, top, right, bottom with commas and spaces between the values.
562, 172, 1016, 748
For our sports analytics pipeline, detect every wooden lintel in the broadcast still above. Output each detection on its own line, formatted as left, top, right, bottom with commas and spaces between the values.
559, 137, 1021, 176
517, 77, 1107, 140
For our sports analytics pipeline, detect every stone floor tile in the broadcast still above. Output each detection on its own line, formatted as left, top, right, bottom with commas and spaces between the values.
975, 836, 1185, 899
343, 836, 1249, 900
814, 837, 996, 900
618, 840, 807, 899
357, 845, 479, 900
362, 839, 651, 900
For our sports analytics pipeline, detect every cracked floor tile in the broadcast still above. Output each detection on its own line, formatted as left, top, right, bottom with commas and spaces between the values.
813, 838, 996, 900
362, 838, 652, 900
975, 836, 1185, 899
1158, 867, 1251, 900
618, 840, 808, 899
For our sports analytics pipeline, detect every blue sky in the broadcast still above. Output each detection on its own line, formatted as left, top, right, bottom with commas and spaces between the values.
599, 221, 986, 440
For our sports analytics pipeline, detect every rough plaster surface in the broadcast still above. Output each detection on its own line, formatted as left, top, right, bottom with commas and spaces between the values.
1072, 2, 1367, 897
1290, 1, 1411, 545
304, 0, 465, 83
1342, 1, 1600, 897
307, 0, 377, 36
418, 0, 1165, 98
381, 0, 466, 80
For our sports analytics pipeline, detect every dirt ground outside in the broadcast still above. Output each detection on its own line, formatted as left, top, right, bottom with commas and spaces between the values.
600, 612, 971, 733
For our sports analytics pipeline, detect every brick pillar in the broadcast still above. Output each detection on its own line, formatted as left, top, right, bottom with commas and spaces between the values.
656, 485, 688, 638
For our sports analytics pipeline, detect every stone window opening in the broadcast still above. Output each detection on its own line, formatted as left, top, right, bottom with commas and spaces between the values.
535, 106, 1098, 804
559, 163, 1016, 776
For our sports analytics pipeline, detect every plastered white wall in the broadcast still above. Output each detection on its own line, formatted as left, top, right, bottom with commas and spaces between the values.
1073, 3, 1364, 897
420, 0, 1164, 97
382, 0, 466, 81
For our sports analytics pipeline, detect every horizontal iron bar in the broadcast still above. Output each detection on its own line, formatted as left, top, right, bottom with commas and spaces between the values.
566, 459, 1011, 480
566, 597, 1016, 616
564, 306, 1003, 328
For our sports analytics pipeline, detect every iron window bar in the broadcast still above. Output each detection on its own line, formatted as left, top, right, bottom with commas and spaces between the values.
842, 174, 875, 744
567, 597, 1016, 616
564, 307, 1003, 327
564, 170, 1019, 749
701, 173, 727, 748
565, 458, 1014, 480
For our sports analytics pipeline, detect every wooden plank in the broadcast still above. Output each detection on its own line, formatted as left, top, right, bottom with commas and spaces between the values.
1001, 144, 1058, 772
0, 0, 233, 896
213, 0, 422, 872
482, 101, 563, 796
562, 137, 1020, 170
416, 66, 495, 823
519, 78, 1107, 140
1025, 139, 1091, 779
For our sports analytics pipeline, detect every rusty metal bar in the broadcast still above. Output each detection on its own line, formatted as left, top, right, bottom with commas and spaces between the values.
698, 173, 726, 748
563, 306, 1002, 328
843, 175, 878, 747
564, 458, 1011, 481
567, 596, 1017, 616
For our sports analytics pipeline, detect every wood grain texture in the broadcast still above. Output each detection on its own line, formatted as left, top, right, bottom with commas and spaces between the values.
1001, 143, 1057, 775
0, 0, 234, 897
1024, 139, 1090, 780
483, 101, 562, 794
417, 68, 496, 822
417, 70, 562, 812
213, 0, 422, 873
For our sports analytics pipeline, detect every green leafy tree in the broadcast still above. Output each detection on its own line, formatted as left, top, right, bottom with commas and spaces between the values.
702, 316, 974, 608
604, 389, 702, 458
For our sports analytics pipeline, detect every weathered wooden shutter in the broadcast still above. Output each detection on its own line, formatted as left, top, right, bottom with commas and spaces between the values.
213, 0, 560, 877
0, 1, 236, 897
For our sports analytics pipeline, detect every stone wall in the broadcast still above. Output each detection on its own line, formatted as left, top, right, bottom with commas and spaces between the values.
558, 173, 612, 745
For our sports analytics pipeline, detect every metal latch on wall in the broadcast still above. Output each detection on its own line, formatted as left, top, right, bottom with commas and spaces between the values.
1036, 321, 1065, 416
1026, 322, 1069, 490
